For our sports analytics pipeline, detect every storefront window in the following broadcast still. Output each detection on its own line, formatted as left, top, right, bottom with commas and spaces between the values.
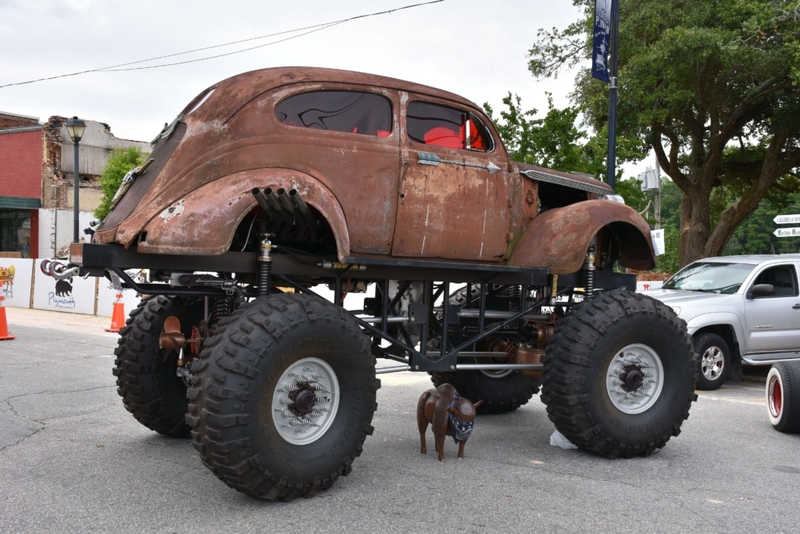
0, 211, 31, 258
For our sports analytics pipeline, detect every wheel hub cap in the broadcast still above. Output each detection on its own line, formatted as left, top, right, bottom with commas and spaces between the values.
768, 376, 783, 418
606, 344, 665, 415
621, 367, 645, 391
701, 347, 724, 379
289, 387, 317, 416
272, 357, 340, 445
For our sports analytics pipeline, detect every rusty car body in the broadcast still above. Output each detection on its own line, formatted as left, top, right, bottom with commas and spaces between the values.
55, 67, 695, 501
94, 67, 654, 274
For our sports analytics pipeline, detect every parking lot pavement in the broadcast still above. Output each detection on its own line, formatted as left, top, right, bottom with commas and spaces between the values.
1, 307, 799, 534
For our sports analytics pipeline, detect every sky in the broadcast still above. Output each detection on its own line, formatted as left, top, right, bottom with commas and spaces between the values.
0, 0, 652, 178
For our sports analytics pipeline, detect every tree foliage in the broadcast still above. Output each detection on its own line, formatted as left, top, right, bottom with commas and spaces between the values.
529, 0, 800, 267
484, 92, 647, 179
95, 147, 147, 221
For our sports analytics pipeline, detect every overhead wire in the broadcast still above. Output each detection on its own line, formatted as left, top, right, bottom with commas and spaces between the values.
0, 0, 443, 89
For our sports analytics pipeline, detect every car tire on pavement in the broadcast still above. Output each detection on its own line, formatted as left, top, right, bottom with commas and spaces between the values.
430, 369, 537, 415
541, 290, 696, 458
113, 295, 204, 438
186, 293, 379, 500
693, 333, 730, 391
766, 361, 800, 433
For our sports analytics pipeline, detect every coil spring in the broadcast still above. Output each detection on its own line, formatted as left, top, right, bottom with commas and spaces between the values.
259, 260, 272, 297
209, 297, 231, 326
584, 269, 595, 298
508, 284, 522, 312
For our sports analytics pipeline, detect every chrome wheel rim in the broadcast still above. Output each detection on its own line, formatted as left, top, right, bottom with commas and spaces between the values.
768, 374, 783, 419
272, 357, 340, 445
605, 344, 665, 414
700, 346, 725, 381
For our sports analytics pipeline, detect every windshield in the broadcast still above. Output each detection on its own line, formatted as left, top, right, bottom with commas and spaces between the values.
663, 262, 755, 294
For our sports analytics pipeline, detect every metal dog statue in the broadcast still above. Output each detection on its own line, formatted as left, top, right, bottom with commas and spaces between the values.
417, 383, 483, 461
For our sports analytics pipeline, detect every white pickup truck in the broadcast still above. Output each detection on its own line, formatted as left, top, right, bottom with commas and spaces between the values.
645, 255, 800, 390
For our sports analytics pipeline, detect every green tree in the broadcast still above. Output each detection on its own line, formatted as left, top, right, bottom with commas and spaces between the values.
654, 178, 683, 272
95, 147, 147, 221
724, 192, 800, 254
484, 92, 647, 179
615, 177, 649, 216
528, 0, 800, 267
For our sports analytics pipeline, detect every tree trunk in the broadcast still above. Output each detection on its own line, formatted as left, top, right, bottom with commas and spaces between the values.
678, 190, 711, 267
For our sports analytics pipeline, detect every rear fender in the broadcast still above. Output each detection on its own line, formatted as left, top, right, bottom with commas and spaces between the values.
508, 199, 655, 274
136, 169, 350, 260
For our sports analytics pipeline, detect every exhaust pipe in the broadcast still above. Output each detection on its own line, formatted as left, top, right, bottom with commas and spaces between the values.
264, 188, 291, 239
252, 188, 284, 236
277, 188, 305, 241
289, 189, 317, 243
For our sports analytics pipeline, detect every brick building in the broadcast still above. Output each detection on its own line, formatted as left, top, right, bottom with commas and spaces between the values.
0, 111, 149, 258
0, 112, 42, 257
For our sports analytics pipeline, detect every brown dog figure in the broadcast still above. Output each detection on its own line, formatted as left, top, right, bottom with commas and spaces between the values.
417, 383, 483, 461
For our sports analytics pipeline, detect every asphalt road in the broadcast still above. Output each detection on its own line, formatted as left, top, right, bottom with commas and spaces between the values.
1, 307, 798, 534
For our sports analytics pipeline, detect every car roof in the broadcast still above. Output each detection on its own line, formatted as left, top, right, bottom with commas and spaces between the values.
183, 66, 482, 125
691, 254, 800, 266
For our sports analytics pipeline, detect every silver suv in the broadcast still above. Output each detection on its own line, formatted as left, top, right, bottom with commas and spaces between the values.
645, 255, 800, 390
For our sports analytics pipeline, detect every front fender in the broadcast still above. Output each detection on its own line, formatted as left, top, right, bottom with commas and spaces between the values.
508, 200, 655, 274
136, 169, 350, 260
685, 312, 744, 345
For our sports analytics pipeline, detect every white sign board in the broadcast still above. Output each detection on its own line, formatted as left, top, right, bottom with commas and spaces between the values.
33, 259, 97, 314
650, 229, 665, 256
637, 280, 664, 292
774, 214, 800, 225
774, 227, 800, 238
0, 258, 34, 308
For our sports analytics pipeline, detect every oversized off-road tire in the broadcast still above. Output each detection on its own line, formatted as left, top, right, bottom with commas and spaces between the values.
186, 294, 379, 501
766, 362, 800, 433
430, 370, 537, 415
112, 295, 204, 438
541, 290, 696, 458
694, 333, 730, 391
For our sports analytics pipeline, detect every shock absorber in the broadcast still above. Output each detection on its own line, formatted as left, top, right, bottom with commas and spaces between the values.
508, 284, 521, 312
210, 297, 231, 326
583, 244, 596, 298
258, 234, 274, 297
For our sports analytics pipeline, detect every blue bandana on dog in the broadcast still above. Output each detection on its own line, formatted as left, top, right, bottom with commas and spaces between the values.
448, 397, 475, 443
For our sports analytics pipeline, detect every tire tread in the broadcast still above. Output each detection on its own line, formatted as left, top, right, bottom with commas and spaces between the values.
541, 290, 697, 458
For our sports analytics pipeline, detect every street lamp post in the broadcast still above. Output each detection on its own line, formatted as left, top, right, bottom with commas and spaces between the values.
65, 116, 86, 244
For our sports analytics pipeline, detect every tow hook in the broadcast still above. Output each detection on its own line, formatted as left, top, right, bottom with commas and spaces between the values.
39, 259, 80, 280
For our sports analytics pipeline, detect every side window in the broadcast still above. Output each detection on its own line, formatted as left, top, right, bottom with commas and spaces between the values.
407, 101, 493, 152
276, 91, 392, 137
753, 265, 798, 297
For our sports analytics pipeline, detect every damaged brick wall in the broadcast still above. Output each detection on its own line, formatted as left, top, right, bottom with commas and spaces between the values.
0, 112, 39, 129
42, 116, 67, 210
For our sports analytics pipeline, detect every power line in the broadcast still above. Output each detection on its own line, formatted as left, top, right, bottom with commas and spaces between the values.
0, 0, 443, 89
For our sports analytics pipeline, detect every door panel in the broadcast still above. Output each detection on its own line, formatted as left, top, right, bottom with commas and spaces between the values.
392, 97, 511, 261
744, 264, 800, 353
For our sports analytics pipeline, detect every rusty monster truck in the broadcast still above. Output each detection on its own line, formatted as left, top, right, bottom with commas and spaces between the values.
53, 67, 696, 500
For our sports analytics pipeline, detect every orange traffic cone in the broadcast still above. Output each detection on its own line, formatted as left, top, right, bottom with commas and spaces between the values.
0, 295, 15, 341
105, 292, 126, 333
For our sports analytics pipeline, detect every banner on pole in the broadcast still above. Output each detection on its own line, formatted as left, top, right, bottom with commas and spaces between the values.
592, 0, 613, 82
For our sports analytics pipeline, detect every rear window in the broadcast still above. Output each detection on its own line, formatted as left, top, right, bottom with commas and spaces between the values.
276, 91, 392, 137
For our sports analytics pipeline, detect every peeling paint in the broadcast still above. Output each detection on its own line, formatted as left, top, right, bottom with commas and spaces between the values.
159, 199, 185, 222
